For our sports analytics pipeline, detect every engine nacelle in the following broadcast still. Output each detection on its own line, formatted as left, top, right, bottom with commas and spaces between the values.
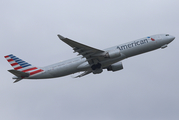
93, 68, 103, 74
105, 49, 121, 58
107, 62, 123, 72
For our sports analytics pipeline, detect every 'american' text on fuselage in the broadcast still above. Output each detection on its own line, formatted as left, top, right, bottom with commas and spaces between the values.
117, 39, 148, 50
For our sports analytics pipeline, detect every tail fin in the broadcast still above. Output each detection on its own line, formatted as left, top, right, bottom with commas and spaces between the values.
4, 54, 44, 82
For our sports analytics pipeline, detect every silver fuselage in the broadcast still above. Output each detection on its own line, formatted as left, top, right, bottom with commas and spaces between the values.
27, 34, 175, 79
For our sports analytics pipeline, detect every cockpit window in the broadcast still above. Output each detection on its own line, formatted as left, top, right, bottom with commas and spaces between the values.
166, 34, 169, 36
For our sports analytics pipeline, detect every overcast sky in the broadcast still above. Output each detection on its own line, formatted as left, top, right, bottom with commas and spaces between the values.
1, 0, 179, 120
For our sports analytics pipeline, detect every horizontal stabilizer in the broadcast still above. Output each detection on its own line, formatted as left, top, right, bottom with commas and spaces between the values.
13, 78, 22, 83
8, 69, 30, 77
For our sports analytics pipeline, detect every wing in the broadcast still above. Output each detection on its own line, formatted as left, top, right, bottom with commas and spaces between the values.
57, 35, 108, 65
74, 70, 92, 78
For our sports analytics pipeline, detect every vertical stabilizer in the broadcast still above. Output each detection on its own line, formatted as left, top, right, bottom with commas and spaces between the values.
4, 54, 44, 82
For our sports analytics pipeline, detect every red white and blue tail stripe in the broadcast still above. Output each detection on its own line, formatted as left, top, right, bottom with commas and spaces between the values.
4, 54, 43, 76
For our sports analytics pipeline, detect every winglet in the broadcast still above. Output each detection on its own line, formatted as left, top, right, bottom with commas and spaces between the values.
57, 34, 66, 40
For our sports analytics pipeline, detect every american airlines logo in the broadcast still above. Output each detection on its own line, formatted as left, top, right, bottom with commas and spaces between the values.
151, 38, 155, 41
117, 39, 149, 50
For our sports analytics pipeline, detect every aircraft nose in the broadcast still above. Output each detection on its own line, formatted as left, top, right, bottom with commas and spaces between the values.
169, 35, 175, 42
171, 36, 175, 41
164, 34, 175, 43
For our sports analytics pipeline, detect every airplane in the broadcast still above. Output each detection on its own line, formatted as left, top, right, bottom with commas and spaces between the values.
4, 34, 175, 83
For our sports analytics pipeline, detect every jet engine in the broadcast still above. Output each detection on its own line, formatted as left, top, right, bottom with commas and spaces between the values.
107, 61, 123, 72
105, 49, 121, 58
91, 63, 103, 74
92, 68, 103, 74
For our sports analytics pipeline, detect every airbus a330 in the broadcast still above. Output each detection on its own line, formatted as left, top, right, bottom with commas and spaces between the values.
5, 34, 175, 83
